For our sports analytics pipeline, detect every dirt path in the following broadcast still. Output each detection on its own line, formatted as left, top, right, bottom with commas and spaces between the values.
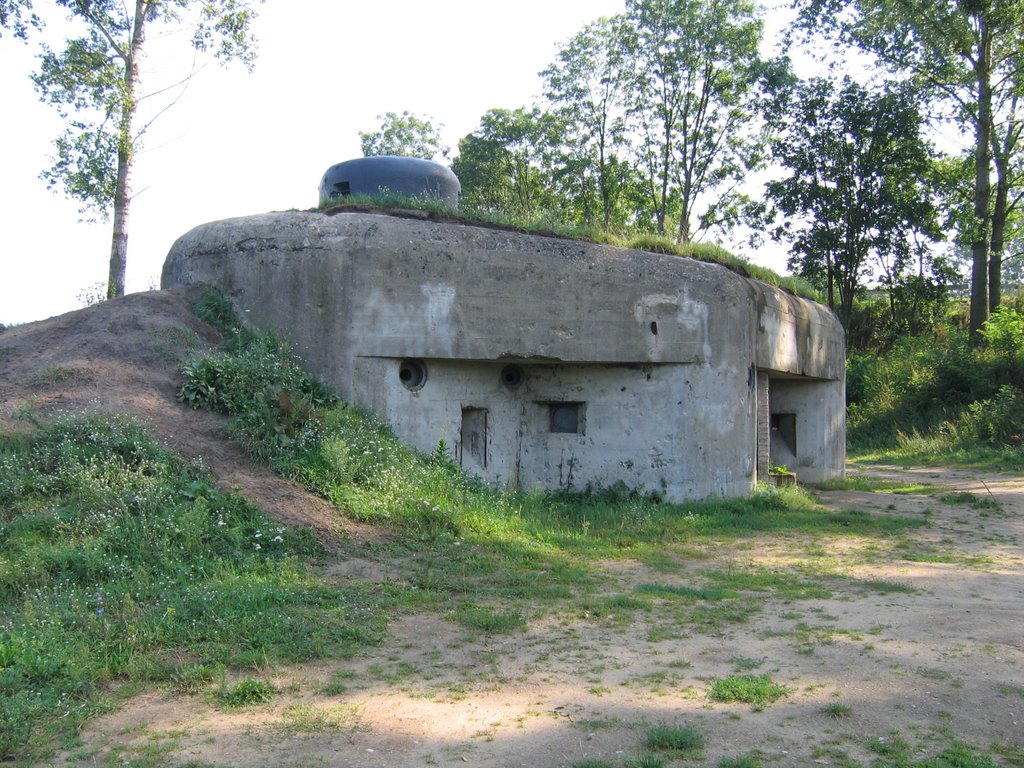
3, 293, 1021, 766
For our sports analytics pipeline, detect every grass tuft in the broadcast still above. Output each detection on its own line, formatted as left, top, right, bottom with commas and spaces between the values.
708, 674, 790, 708
218, 678, 275, 709
645, 723, 705, 754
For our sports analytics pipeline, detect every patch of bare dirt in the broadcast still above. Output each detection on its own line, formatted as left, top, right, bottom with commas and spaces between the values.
3, 292, 1023, 767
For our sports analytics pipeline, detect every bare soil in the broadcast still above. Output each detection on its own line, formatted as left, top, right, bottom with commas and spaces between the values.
2, 290, 1022, 767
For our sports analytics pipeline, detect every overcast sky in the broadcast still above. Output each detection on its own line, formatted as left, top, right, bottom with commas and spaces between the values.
1, 0, 793, 325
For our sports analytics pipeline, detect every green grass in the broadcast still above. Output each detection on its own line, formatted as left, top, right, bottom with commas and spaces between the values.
276, 702, 360, 733
218, 678, 275, 709
644, 723, 705, 754
939, 492, 1003, 511
705, 568, 833, 599
719, 753, 767, 768
855, 578, 917, 594
822, 702, 853, 718
452, 604, 526, 634
708, 674, 790, 708
868, 732, 1003, 768
316, 194, 818, 299
635, 583, 737, 601
816, 476, 937, 494
29, 365, 94, 387
1, 290, 968, 760
0, 413, 406, 761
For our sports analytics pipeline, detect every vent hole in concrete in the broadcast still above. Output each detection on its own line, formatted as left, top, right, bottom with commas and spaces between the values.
399, 358, 427, 391
650, 321, 658, 335
500, 365, 525, 390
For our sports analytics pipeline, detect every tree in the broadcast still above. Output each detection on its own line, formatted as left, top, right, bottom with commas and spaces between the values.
0, 0, 37, 38
359, 111, 449, 160
18, 0, 262, 299
541, 17, 633, 229
451, 107, 560, 216
618, 0, 767, 241
792, 0, 1024, 338
766, 77, 940, 329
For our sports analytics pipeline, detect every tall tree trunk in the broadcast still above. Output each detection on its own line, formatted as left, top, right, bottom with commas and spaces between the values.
107, 145, 131, 298
968, 17, 993, 341
989, 98, 1018, 314
990, 169, 1007, 313
107, 1, 147, 299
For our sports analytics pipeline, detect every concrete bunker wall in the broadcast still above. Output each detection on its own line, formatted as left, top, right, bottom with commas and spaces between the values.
162, 211, 845, 501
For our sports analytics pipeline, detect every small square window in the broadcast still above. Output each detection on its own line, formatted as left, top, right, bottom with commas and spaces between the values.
548, 402, 584, 434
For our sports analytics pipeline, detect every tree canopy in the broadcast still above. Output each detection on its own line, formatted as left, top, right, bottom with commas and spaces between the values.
791, 0, 1024, 336
359, 111, 449, 160
766, 77, 940, 329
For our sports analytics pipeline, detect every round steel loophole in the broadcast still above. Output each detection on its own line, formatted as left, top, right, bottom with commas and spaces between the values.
399, 358, 427, 391
500, 364, 525, 390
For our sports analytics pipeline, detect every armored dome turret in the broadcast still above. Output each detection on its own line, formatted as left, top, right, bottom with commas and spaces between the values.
318, 156, 460, 208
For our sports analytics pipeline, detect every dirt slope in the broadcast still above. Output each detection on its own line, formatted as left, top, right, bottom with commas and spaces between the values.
0, 287, 357, 544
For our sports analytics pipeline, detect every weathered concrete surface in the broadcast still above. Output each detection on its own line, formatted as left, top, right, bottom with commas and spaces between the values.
162, 211, 845, 501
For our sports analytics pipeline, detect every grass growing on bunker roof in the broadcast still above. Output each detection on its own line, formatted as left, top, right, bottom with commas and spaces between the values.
314, 192, 820, 300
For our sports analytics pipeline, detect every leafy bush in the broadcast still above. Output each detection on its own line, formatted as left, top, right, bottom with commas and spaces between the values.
847, 314, 1024, 458
980, 306, 1024, 357
948, 384, 1024, 447
179, 329, 336, 461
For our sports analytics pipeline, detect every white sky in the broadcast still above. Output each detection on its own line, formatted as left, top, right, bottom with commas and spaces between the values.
0, 0, 792, 325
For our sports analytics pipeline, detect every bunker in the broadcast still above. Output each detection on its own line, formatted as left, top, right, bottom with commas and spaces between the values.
162, 211, 845, 502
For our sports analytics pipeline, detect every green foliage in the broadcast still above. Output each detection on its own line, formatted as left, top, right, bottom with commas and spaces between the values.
980, 306, 1024, 356
766, 77, 939, 329
189, 287, 254, 350
0, 0, 39, 39
848, 312, 1024, 459
708, 674, 790, 707
792, 0, 1024, 336
0, 413, 395, 760
178, 323, 336, 462
359, 110, 448, 160
452, 106, 562, 217
540, 17, 632, 230
26, 0, 262, 296
619, 0, 767, 241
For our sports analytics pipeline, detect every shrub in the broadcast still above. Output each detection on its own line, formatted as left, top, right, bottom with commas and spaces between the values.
980, 306, 1024, 357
